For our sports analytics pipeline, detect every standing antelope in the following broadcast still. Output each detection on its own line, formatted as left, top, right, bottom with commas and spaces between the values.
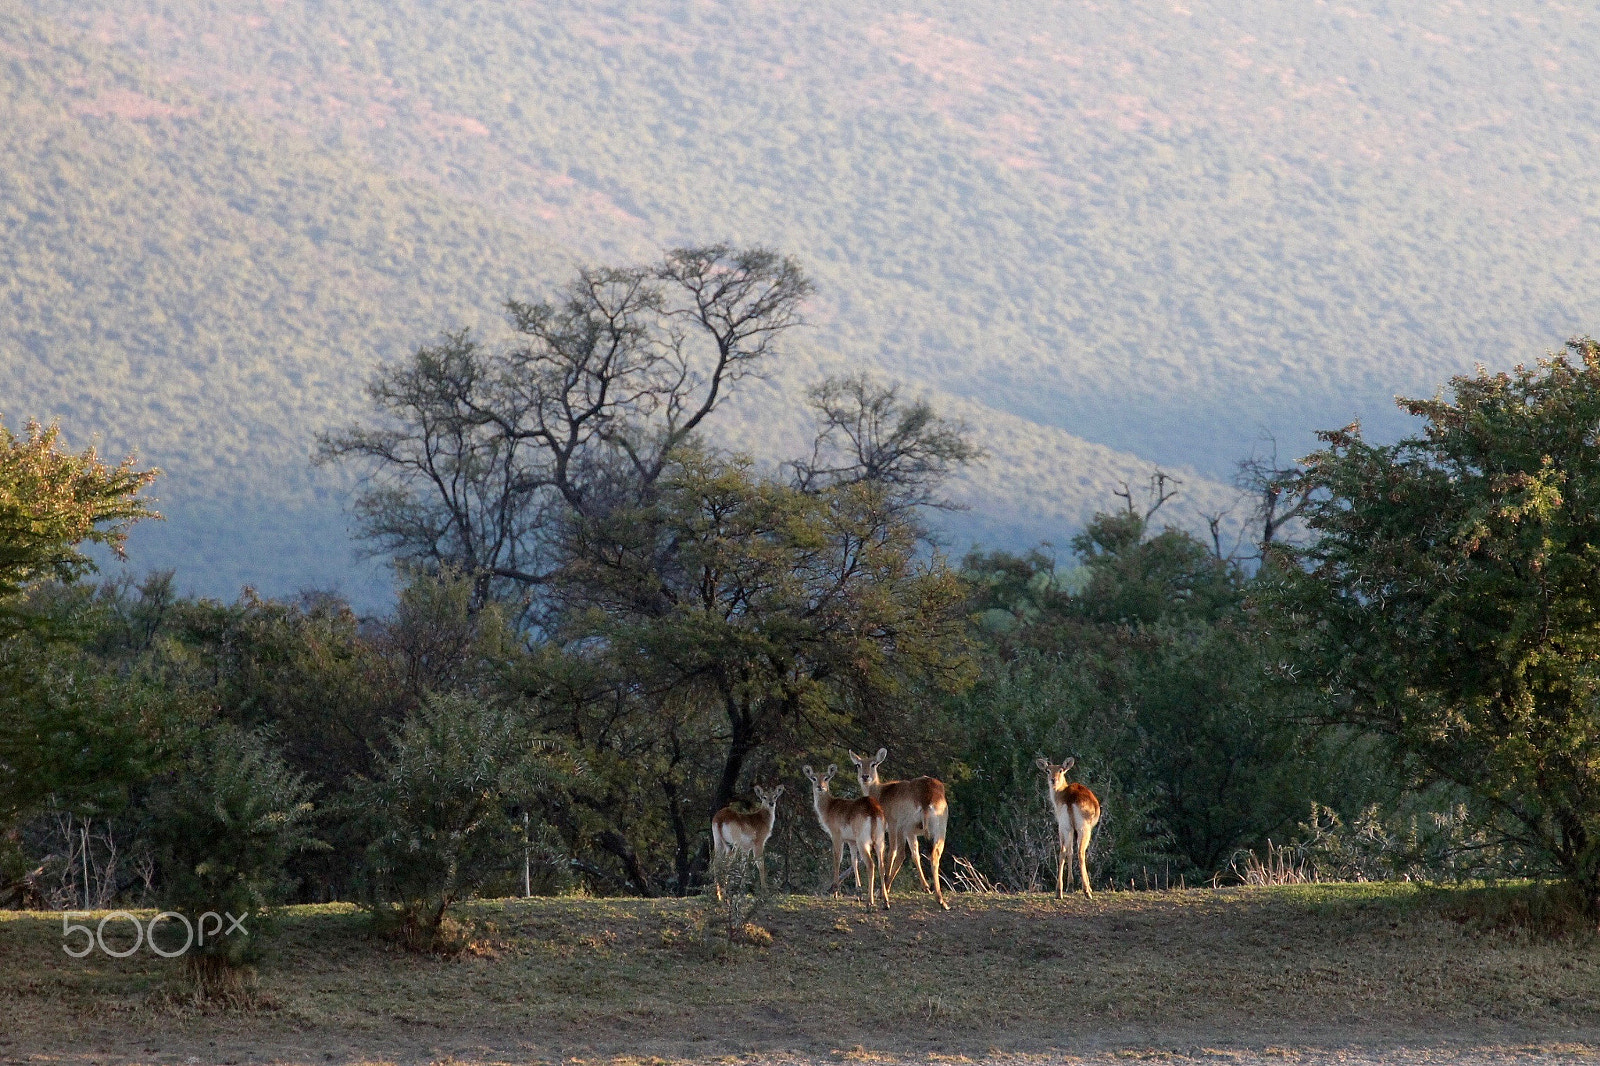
849, 747, 949, 910
1037, 757, 1101, 899
802, 764, 889, 910
710, 784, 783, 901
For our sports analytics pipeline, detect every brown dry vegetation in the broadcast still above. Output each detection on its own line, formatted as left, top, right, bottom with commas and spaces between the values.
1, 884, 1598, 1065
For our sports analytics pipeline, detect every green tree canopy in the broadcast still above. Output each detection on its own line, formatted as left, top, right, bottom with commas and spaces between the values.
1271, 338, 1600, 906
0, 418, 157, 607
524, 448, 975, 894
0, 418, 161, 836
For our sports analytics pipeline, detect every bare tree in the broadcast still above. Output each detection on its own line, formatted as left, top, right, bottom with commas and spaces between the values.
1236, 435, 1314, 560
789, 373, 982, 514
1112, 469, 1181, 523
317, 246, 812, 606
316, 331, 542, 606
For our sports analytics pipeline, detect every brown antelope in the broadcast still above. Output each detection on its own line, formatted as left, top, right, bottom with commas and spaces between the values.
1037, 757, 1101, 899
802, 764, 889, 909
710, 784, 783, 901
849, 747, 949, 910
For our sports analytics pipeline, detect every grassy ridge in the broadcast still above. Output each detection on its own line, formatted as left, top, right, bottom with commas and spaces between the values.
3, 885, 1597, 1062
43, 0, 1600, 442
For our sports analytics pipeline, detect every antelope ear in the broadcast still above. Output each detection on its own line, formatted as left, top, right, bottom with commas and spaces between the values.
803, 765, 816, 781
848, 750, 864, 767
1035, 757, 1051, 771
772, 784, 785, 800
1061, 757, 1076, 773
754, 785, 768, 802
824, 764, 838, 780
874, 747, 888, 763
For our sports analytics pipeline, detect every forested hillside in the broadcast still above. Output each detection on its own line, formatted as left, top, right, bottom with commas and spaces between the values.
5, 0, 1600, 602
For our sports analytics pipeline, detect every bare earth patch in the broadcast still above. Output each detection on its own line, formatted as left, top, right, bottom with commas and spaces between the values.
1, 884, 1597, 1064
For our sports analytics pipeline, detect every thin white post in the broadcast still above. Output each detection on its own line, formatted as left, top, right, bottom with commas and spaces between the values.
81, 825, 91, 908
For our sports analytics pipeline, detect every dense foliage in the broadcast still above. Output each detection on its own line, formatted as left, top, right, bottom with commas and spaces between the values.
0, 418, 164, 907
950, 492, 1346, 888
351, 694, 576, 949
0, 419, 155, 615
145, 723, 320, 988
1270, 340, 1600, 908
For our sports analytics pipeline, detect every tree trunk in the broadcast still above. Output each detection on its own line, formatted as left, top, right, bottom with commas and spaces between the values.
664, 776, 693, 896
1556, 811, 1600, 916
711, 696, 755, 817
596, 830, 656, 897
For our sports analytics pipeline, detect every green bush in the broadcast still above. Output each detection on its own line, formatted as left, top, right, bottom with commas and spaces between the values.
0, 647, 173, 835
947, 651, 1170, 891
1270, 344, 1600, 908
145, 723, 320, 999
1298, 795, 1545, 885
956, 516, 1347, 885
351, 693, 575, 950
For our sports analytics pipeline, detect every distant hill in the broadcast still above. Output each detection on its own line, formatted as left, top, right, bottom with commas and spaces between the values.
6, 1, 1599, 605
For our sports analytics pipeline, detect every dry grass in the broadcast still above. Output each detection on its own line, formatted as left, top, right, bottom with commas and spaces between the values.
2, 883, 1598, 1064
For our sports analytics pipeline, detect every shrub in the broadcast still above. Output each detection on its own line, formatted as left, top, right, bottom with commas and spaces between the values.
698, 850, 771, 961
1297, 798, 1544, 885
145, 723, 320, 1000
351, 693, 575, 950
1270, 343, 1600, 909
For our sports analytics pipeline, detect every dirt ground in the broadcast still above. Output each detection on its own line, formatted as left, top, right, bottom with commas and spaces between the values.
2, 883, 1598, 1065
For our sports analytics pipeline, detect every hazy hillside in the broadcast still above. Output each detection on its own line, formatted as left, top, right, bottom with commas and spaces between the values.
7, 0, 1600, 603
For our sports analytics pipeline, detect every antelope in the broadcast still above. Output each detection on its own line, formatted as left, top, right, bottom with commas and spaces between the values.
710, 784, 783, 901
849, 747, 949, 910
802, 764, 889, 909
1037, 757, 1101, 899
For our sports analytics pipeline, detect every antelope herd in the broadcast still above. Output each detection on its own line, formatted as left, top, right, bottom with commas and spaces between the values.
709, 747, 1101, 908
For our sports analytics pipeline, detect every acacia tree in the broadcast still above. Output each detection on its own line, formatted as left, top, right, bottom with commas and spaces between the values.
556, 450, 974, 892
789, 373, 981, 513
1270, 339, 1600, 907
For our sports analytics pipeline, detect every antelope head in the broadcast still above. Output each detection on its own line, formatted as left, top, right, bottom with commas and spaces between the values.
753, 783, 784, 814
802, 763, 838, 794
1035, 756, 1077, 794
848, 747, 889, 794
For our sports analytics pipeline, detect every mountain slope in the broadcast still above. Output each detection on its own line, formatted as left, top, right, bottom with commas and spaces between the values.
40, 0, 1600, 452
3, 4, 1237, 604
9, 0, 1600, 602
